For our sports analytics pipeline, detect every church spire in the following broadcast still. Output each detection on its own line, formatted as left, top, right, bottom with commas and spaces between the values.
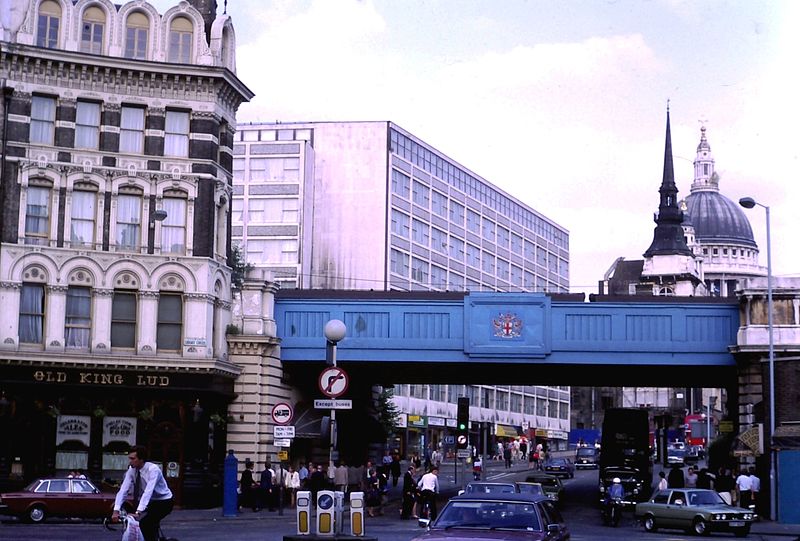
644, 107, 693, 257
691, 124, 718, 192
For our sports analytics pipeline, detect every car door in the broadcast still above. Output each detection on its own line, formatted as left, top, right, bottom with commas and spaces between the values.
46, 479, 71, 517
70, 479, 103, 518
539, 500, 568, 539
667, 490, 690, 529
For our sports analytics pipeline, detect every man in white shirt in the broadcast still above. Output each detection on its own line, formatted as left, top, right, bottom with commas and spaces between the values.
735, 469, 753, 510
747, 467, 760, 511
417, 466, 440, 520
112, 445, 174, 541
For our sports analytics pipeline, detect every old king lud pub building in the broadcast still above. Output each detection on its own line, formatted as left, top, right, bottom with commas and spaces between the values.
0, 0, 253, 506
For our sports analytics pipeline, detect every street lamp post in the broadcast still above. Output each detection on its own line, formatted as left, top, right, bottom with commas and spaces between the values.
324, 319, 347, 473
739, 196, 776, 521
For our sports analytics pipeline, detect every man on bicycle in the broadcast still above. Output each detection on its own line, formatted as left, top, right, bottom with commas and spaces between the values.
417, 466, 440, 521
112, 445, 174, 541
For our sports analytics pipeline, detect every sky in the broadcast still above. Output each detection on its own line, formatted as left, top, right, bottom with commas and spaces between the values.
157, 0, 800, 295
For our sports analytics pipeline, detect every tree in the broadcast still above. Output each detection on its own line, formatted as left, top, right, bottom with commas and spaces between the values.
230, 243, 252, 290
377, 388, 400, 439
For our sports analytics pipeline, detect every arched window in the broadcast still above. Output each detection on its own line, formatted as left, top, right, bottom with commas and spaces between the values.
116, 188, 143, 251
65, 286, 91, 349
168, 17, 193, 63
80, 6, 106, 54
25, 182, 52, 245
125, 11, 149, 60
70, 183, 97, 247
160, 190, 187, 254
36, 0, 61, 48
20, 283, 46, 344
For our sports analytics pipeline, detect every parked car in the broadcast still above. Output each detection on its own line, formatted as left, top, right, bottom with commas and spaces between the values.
524, 473, 564, 505
599, 466, 650, 506
575, 447, 600, 469
412, 492, 570, 541
667, 447, 686, 466
634, 488, 756, 537
0, 478, 125, 523
543, 457, 575, 478
515, 482, 545, 497
459, 481, 517, 495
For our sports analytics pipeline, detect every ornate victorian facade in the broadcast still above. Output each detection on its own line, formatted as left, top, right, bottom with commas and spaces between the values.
0, 0, 252, 506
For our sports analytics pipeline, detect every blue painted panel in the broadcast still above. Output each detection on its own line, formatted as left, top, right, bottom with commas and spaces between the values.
283, 310, 331, 338
564, 314, 612, 341
403, 312, 451, 339
343, 312, 389, 339
686, 315, 734, 342
626, 314, 672, 342
778, 450, 800, 524
464, 293, 550, 357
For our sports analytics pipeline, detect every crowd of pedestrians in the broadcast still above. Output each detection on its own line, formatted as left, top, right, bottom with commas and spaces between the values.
658, 462, 761, 512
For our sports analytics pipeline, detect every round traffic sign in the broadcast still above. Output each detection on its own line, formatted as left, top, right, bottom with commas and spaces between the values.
457, 435, 467, 445
271, 402, 293, 425
318, 367, 349, 398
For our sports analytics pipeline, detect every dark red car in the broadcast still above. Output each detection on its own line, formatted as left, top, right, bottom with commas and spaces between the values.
0, 478, 121, 523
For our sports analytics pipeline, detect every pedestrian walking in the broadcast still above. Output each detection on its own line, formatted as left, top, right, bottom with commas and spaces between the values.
334, 460, 348, 493
239, 458, 256, 511
258, 461, 275, 511
748, 467, 760, 512
716, 467, 735, 505
285, 464, 300, 507
685, 466, 697, 488
390, 451, 401, 487
735, 468, 753, 510
400, 465, 418, 519
667, 464, 685, 488
657, 471, 668, 491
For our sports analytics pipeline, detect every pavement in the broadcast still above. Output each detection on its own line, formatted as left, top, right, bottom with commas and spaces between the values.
162, 458, 800, 541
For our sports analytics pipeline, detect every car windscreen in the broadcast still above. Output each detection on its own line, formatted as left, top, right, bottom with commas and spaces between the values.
688, 490, 725, 506
576, 449, 597, 457
466, 484, 515, 494
434, 500, 542, 531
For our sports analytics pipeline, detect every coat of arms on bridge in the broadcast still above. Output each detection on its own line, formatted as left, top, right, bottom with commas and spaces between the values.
492, 312, 522, 338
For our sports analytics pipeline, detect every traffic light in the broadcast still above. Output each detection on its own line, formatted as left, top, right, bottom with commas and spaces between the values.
457, 397, 469, 450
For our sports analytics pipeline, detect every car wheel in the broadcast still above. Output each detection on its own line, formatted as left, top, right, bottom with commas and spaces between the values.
733, 525, 751, 538
643, 514, 658, 532
27, 505, 46, 523
692, 518, 710, 536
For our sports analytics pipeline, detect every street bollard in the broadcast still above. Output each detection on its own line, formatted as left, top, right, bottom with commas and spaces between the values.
222, 450, 238, 517
296, 490, 311, 535
349, 491, 365, 537
316, 490, 335, 537
333, 491, 344, 535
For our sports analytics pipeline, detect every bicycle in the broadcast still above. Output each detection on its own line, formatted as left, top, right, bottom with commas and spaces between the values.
103, 507, 179, 541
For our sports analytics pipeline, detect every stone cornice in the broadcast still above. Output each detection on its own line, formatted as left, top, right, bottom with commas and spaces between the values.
1, 43, 254, 115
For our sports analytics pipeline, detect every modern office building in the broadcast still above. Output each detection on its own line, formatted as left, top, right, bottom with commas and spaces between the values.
0, 0, 252, 505
232, 121, 572, 455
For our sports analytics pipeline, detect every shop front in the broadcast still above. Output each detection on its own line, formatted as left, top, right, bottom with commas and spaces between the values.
0, 363, 236, 507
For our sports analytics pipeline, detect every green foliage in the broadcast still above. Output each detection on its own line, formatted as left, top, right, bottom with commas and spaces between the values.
230, 243, 252, 290
377, 388, 400, 438
225, 323, 240, 335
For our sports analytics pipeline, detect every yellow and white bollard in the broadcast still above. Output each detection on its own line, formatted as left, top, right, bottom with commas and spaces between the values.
296, 490, 312, 535
316, 490, 336, 537
349, 491, 365, 537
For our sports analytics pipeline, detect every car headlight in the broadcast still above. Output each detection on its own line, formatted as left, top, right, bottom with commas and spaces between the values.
633, 488, 639, 494
743, 514, 753, 520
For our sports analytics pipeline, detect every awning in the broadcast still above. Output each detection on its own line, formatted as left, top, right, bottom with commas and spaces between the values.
495, 424, 522, 438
